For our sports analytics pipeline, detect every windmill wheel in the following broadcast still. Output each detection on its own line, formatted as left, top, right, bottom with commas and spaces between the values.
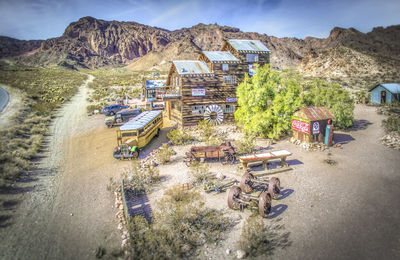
204, 105, 224, 125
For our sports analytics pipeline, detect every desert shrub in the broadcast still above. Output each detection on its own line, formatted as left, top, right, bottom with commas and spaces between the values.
156, 144, 175, 164
187, 161, 211, 185
128, 187, 230, 259
238, 216, 272, 257
356, 90, 370, 104
234, 134, 256, 155
86, 104, 103, 114
382, 115, 400, 134
197, 120, 215, 140
167, 128, 194, 145
0, 64, 86, 184
124, 160, 160, 192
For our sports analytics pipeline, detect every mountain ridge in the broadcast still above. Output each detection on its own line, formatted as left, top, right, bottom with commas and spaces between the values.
1, 16, 399, 86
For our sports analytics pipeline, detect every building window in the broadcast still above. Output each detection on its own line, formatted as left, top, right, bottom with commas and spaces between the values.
147, 89, 156, 98
223, 75, 237, 84
191, 105, 207, 115
223, 104, 235, 114
246, 54, 259, 62
222, 64, 229, 71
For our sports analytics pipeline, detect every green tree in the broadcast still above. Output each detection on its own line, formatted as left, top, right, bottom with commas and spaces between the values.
303, 79, 354, 128
235, 65, 303, 139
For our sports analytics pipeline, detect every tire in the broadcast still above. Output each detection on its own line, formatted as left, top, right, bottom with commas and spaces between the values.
240, 172, 255, 193
258, 191, 272, 217
107, 124, 112, 128
110, 111, 115, 116
227, 186, 242, 210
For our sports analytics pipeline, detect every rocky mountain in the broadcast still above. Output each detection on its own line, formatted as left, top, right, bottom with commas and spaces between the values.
0, 36, 42, 59
1, 17, 399, 85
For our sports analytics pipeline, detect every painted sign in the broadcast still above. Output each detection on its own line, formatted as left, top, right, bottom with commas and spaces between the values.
226, 97, 237, 102
292, 119, 310, 135
312, 122, 320, 134
192, 88, 206, 96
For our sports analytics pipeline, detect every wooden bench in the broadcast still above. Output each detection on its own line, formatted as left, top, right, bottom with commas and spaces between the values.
239, 150, 292, 171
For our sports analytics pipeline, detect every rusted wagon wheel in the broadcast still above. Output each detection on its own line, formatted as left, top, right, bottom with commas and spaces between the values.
258, 191, 272, 217
227, 186, 242, 210
268, 177, 281, 199
240, 172, 255, 193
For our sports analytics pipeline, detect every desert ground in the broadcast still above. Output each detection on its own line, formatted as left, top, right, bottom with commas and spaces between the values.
1, 78, 399, 259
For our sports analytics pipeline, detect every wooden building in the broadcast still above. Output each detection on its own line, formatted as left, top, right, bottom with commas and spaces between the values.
221, 39, 271, 76
164, 39, 271, 127
291, 106, 335, 144
369, 83, 400, 104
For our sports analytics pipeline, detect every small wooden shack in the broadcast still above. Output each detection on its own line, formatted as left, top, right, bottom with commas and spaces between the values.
369, 83, 400, 104
291, 106, 335, 143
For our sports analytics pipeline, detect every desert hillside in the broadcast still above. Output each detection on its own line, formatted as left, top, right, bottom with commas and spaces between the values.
0, 17, 399, 85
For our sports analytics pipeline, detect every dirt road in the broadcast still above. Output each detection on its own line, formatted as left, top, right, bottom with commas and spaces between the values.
0, 74, 122, 259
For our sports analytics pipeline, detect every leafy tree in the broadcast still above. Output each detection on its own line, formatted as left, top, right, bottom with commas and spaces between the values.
235, 66, 355, 138
302, 79, 355, 128
235, 65, 303, 139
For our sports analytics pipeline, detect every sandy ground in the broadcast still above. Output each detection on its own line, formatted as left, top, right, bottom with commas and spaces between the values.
1, 94, 400, 260
0, 85, 22, 130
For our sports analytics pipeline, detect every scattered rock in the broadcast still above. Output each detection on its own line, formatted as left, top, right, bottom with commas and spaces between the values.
70, 213, 73, 216
381, 131, 400, 150
226, 249, 231, 255
236, 249, 247, 259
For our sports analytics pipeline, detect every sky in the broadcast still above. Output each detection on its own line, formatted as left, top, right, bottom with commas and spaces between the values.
0, 0, 399, 40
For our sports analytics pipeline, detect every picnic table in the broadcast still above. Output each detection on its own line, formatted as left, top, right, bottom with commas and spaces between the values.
239, 150, 292, 170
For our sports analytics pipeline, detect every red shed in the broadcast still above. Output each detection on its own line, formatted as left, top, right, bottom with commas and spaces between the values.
291, 106, 335, 143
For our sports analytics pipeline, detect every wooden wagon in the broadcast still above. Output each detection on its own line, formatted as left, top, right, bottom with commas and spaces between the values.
184, 142, 236, 166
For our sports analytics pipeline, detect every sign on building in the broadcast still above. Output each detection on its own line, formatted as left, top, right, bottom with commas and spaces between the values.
312, 122, 320, 134
192, 88, 206, 96
226, 97, 237, 102
292, 118, 310, 135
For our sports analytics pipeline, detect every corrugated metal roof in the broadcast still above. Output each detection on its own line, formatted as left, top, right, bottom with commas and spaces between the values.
145, 80, 166, 89
173, 60, 212, 75
228, 39, 270, 52
120, 110, 162, 131
202, 51, 240, 62
378, 83, 400, 94
295, 106, 335, 121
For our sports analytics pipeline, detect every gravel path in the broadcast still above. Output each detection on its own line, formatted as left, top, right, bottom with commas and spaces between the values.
0, 74, 120, 259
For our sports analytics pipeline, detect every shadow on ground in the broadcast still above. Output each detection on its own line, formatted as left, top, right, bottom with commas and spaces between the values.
350, 119, 372, 131
334, 133, 355, 145
124, 189, 152, 223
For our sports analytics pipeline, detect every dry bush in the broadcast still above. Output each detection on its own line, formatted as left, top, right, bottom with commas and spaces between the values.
128, 187, 231, 259
125, 160, 160, 192
234, 134, 256, 155
156, 144, 175, 164
197, 120, 215, 141
167, 128, 194, 145
382, 115, 400, 134
187, 161, 211, 185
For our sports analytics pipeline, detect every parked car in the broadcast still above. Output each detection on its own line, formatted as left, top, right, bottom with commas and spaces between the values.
102, 104, 130, 116
105, 108, 142, 128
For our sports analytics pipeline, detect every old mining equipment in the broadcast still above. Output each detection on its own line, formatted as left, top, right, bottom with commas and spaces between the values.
227, 171, 281, 217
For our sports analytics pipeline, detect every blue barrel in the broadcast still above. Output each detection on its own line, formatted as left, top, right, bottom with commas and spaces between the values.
325, 125, 331, 146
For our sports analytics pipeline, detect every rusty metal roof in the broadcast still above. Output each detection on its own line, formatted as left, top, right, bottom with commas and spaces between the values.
295, 106, 335, 121
202, 51, 240, 62
173, 60, 212, 75
228, 39, 270, 53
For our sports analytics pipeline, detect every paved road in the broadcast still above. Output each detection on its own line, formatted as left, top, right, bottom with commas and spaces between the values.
0, 87, 9, 113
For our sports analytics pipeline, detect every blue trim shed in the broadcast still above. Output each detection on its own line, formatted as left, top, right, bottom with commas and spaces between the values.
369, 83, 400, 104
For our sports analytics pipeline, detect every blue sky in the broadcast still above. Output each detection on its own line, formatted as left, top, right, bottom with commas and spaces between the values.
0, 0, 399, 40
